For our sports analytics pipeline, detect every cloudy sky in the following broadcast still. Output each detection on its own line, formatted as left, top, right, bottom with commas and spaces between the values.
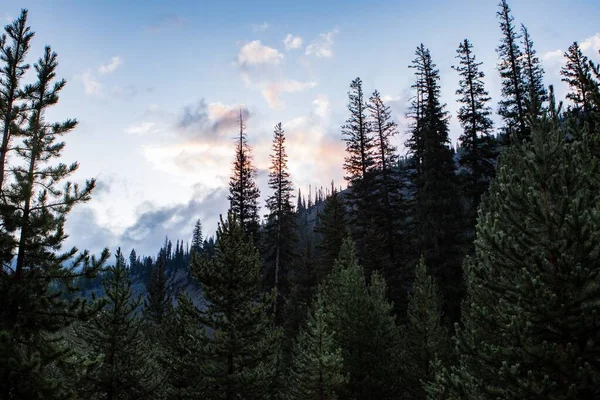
1, 0, 599, 258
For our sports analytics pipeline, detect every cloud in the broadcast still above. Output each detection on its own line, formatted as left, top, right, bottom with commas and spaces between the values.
305, 28, 339, 58
99, 56, 122, 74
313, 94, 330, 118
237, 40, 284, 67
580, 33, 600, 56
176, 100, 250, 139
262, 80, 317, 109
252, 22, 269, 32
78, 70, 102, 96
283, 34, 303, 50
125, 122, 158, 135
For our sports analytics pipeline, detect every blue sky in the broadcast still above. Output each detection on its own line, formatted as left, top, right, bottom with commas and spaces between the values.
2, 0, 599, 257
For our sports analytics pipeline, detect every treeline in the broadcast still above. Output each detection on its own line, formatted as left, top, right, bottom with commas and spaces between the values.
1, 1, 600, 399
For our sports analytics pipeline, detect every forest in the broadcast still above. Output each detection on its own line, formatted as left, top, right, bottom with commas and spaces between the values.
1, 1, 600, 399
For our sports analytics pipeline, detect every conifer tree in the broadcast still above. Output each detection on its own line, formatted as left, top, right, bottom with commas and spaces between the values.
0, 43, 109, 399
288, 297, 346, 400
76, 249, 159, 400
192, 213, 280, 399
406, 44, 465, 322
520, 25, 547, 121
400, 258, 450, 400
367, 90, 405, 286
228, 111, 260, 239
431, 115, 600, 399
322, 238, 401, 400
314, 188, 348, 282
191, 219, 203, 256
496, 0, 527, 142
143, 248, 172, 326
341, 78, 376, 253
452, 39, 498, 233
0, 9, 33, 192
264, 122, 298, 322
561, 42, 596, 124
162, 293, 207, 399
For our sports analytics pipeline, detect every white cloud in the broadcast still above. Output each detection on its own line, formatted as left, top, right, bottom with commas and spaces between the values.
98, 56, 122, 74
283, 34, 303, 50
237, 40, 283, 67
580, 33, 600, 58
313, 94, 330, 118
305, 28, 339, 58
125, 122, 157, 135
262, 80, 317, 109
252, 22, 269, 32
78, 70, 102, 95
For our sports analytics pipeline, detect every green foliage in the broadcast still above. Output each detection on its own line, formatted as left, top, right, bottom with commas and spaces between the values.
520, 25, 547, 121
314, 188, 348, 281
400, 258, 450, 399
143, 248, 172, 326
435, 116, 600, 399
321, 238, 401, 400
75, 249, 160, 399
192, 213, 281, 399
288, 297, 346, 400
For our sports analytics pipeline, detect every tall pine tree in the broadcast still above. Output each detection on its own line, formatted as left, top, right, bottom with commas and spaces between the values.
228, 110, 260, 240
192, 213, 281, 399
520, 25, 547, 121
263, 122, 298, 323
314, 188, 348, 282
496, 0, 527, 142
191, 219, 203, 256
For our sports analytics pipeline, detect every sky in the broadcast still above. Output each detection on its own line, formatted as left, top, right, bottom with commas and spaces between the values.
1, 0, 599, 258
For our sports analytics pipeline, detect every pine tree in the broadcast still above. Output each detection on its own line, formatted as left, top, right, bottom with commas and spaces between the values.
192, 213, 281, 399
314, 188, 348, 282
288, 297, 346, 400
228, 111, 261, 239
162, 293, 207, 399
561, 42, 596, 127
432, 114, 600, 399
322, 238, 401, 400
341, 78, 376, 254
0, 43, 109, 399
520, 25, 547, 121
263, 122, 298, 323
75, 249, 160, 400
400, 258, 450, 400
143, 248, 172, 326
0, 9, 34, 192
367, 90, 405, 287
452, 39, 498, 234
406, 44, 465, 322
191, 219, 203, 256
496, 0, 527, 142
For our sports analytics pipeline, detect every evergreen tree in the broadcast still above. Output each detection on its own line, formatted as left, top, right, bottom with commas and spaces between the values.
452, 39, 498, 234
228, 111, 260, 239
263, 122, 298, 323
367, 90, 406, 288
0, 9, 33, 192
561, 42, 596, 126
406, 44, 465, 322
314, 188, 348, 282
520, 25, 547, 121
431, 115, 600, 399
76, 249, 159, 400
128, 248, 138, 275
322, 238, 401, 400
0, 43, 109, 399
162, 293, 207, 399
288, 297, 346, 400
191, 219, 203, 256
143, 248, 172, 326
400, 258, 450, 400
496, 0, 527, 142
192, 213, 281, 399
341, 78, 376, 255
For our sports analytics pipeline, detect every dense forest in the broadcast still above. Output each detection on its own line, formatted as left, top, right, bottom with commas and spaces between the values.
1, 1, 600, 399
